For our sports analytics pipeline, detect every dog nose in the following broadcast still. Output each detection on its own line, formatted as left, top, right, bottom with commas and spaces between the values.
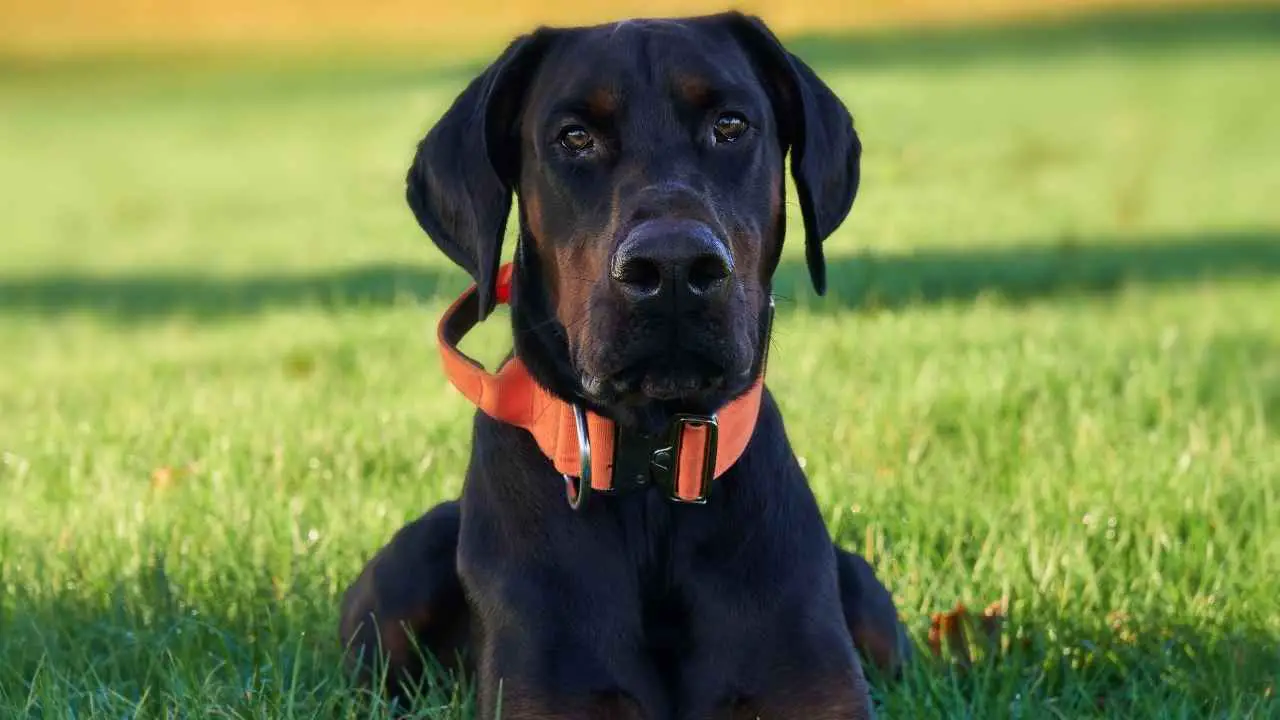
610, 220, 733, 301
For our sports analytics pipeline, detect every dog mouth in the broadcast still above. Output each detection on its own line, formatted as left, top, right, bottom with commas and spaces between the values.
578, 352, 750, 408
570, 292, 761, 414
582, 369, 723, 404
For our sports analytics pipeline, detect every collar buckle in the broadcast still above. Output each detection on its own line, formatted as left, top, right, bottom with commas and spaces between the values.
652, 413, 719, 504
567, 410, 720, 509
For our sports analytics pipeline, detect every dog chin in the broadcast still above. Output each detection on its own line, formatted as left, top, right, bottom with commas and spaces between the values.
581, 371, 719, 404
578, 358, 754, 429
574, 334, 757, 421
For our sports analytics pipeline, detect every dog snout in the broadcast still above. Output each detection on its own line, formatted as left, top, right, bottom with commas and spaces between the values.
610, 219, 733, 302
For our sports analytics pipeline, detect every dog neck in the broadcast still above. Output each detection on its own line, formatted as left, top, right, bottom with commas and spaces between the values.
435, 250, 770, 510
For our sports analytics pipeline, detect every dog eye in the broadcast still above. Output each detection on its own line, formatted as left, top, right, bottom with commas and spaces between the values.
558, 126, 595, 154
712, 113, 749, 143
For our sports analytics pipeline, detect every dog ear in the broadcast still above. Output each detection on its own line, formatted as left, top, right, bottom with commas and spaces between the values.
406, 31, 553, 319
723, 13, 862, 295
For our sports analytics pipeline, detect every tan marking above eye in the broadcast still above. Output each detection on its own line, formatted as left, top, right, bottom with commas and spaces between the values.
585, 87, 618, 116
674, 74, 711, 104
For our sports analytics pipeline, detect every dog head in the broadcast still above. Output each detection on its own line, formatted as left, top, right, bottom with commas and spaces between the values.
408, 13, 860, 430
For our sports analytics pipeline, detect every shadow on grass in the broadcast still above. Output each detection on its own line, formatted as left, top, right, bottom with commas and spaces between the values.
2, 582, 1276, 716
0, 229, 1276, 323
771, 229, 1280, 314
0, 600, 371, 715
0, 556, 469, 716
881, 612, 1280, 716
0, 264, 462, 322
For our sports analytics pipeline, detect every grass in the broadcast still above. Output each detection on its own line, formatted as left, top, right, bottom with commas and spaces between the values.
2, 5, 1279, 717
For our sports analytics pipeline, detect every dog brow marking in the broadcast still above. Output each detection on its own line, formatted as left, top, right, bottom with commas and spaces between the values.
585, 87, 618, 117
674, 73, 712, 106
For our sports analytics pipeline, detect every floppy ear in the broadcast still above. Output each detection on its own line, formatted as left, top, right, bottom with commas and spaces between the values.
724, 13, 862, 295
405, 31, 552, 318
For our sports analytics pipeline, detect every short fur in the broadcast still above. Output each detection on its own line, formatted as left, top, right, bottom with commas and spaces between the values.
341, 12, 908, 719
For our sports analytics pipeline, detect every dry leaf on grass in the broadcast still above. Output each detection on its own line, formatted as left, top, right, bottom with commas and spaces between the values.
926, 597, 1009, 669
1108, 610, 1137, 644
150, 463, 197, 491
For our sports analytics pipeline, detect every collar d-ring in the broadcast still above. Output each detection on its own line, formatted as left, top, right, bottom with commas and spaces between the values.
564, 403, 592, 511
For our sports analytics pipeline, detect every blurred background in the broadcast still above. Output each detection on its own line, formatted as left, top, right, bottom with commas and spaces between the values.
2, 0, 1279, 715
4, 0, 1269, 57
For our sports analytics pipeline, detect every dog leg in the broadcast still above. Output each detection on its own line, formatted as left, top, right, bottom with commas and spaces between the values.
338, 500, 472, 704
739, 675, 877, 720
834, 546, 912, 679
707, 620, 878, 720
484, 687, 647, 720
339, 506, 908, 706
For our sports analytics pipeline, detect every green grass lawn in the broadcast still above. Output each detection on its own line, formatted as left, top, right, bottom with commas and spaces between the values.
2, 6, 1279, 718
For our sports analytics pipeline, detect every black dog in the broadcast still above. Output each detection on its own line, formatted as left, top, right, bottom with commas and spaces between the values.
340, 12, 908, 719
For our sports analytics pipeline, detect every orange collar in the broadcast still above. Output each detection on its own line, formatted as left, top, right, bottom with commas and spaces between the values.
437, 263, 766, 510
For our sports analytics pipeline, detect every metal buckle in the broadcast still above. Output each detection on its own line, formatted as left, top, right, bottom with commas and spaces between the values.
652, 413, 719, 504
565, 405, 722, 509
608, 425, 653, 494
563, 404, 592, 512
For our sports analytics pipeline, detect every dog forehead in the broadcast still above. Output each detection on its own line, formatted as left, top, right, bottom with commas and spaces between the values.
527, 19, 759, 114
